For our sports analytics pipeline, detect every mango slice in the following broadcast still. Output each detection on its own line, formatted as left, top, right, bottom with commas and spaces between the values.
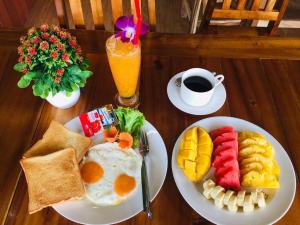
177, 127, 212, 182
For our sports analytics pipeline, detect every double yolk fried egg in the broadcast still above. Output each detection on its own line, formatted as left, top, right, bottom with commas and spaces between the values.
80, 142, 142, 206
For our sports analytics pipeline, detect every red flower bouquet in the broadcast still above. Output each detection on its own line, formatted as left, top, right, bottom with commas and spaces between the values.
14, 24, 92, 98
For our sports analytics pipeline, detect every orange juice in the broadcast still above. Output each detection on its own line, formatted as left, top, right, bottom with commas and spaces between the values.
106, 36, 141, 98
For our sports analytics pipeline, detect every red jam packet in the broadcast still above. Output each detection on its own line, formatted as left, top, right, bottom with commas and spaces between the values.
79, 104, 118, 137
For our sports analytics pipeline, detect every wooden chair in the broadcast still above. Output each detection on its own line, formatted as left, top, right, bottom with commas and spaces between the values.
54, 0, 192, 33
190, 0, 289, 35
54, 0, 150, 31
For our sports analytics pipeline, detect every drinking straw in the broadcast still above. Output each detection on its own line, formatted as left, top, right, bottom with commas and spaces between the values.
134, 0, 142, 45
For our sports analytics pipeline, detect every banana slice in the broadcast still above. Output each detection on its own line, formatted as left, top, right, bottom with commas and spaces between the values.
257, 192, 266, 208
243, 195, 254, 212
227, 195, 238, 212
223, 190, 234, 205
250, 191, 258, 204
237, 190, 246, 207
203, 186, 215, 199
215, 192, 225, 208
203, 179, 215, 190
210, 186, 225, 199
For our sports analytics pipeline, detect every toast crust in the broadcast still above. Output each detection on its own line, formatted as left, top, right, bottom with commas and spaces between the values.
23, 121, 92, 161
20, 148, 85, 214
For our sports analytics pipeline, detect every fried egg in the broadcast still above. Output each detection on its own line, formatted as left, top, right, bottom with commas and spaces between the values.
80, 142, 142, 206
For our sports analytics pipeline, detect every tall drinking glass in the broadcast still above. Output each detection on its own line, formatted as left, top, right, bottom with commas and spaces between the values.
106, 35, 141, 108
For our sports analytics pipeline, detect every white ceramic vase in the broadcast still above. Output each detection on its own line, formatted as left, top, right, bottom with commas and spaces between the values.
46, 89, 80, 109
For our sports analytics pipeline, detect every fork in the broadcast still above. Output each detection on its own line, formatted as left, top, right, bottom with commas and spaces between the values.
139, 130, 152, 219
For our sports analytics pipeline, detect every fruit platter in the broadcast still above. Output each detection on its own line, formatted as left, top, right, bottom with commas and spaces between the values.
172, 116, 296, 225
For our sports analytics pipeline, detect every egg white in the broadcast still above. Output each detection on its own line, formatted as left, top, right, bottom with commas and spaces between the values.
82, 142, 142, 206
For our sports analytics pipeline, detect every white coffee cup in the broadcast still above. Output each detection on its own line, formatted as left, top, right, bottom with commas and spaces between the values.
179, 68, 224, 106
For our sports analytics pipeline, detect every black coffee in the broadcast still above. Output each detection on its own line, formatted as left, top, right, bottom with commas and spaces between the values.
183, 76, 213, 92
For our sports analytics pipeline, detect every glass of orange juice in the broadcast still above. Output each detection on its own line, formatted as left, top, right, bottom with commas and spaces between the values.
106, 35, 141, 108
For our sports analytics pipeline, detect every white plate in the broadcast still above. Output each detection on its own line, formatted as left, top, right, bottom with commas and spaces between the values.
167, 72, 226, 115
171, 116, 296, 225
52, 117, 168, 225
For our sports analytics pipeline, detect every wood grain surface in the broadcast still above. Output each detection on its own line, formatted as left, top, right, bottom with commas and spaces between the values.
1, 29, 300, 59
0, 30, 300, 225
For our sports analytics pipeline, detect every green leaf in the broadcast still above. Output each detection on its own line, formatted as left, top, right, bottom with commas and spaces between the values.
80, 58, 90, 70
52, 87, 57, 96
17, 75, 31, 88
40, 89, 49, 99
80, 70, 93, 79
29, 62, 38, 70
27, 72, 37, 79
14, 63, 26, 72
68, 65, 81, 75
66, 91, 72, 97
78, 81, 85, 88
32, 84, 43, 97
70, 82, 79, 91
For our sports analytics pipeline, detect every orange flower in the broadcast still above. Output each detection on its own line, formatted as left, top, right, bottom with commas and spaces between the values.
49, 35, 57, 43
69, 39, 77, 47
17, 46, 24, 55
56, 43, 65, 51
25, 56, 31, 65
32, 36, 40, 44
18, 56, 23, 63
28, 47, 37, 56
62, 52, 69, 61
56, 68, 64, 76
54, 77, 61, 83
27, 27, 36, 35
40, 24, 49, 32
41, 32, 49, 40
39, 41, 49, 50
50, 51, 58, 59
22, 67, 29, 74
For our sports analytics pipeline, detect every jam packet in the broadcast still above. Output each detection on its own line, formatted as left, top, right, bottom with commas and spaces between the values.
79, 104, 118, 137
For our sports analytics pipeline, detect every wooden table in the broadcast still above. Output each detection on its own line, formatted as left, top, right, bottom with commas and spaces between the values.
1, 29, 300, 225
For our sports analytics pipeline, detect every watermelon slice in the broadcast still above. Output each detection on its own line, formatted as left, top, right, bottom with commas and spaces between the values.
213, 132, 238, 147
210, 126, 234, 140
214, 141, 238, 157
212, 149, 237, 168
211, 126, 240, 190
217, 170, 240, 191
215, 163, 237, 178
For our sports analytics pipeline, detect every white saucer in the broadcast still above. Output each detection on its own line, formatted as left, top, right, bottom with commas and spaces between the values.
167, 72, 226, 115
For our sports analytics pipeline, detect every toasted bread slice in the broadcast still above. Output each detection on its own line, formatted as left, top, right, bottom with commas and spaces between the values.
20, 148, 85, 214
23, 121, 92, 161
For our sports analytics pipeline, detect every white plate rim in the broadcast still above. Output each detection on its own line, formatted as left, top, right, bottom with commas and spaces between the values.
167, 72, 227, 115
171, 116, 296, 225
52, 117, 168, 225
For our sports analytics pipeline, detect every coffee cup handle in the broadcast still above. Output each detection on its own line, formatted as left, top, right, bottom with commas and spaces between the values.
214, 75, 224, 87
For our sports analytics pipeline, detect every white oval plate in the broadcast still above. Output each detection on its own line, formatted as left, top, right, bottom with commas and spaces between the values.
167, 72, 226, 115
171, 116, 296, 225
52, 117, 168, 225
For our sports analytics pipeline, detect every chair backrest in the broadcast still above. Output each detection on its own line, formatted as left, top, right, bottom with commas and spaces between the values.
54, 0, 191, 33
55, 0, 150, 31
199, 0, 289, 35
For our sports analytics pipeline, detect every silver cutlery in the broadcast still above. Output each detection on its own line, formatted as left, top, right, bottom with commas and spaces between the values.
139, 130, 152, 219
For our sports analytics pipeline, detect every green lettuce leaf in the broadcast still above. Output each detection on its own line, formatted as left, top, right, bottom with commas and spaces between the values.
114, 107, 145, 148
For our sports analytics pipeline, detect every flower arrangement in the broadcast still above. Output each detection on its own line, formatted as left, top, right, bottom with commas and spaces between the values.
14, 24, 93, 98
